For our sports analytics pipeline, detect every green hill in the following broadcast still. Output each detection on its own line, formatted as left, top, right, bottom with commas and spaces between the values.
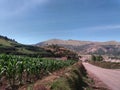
0, 35, 17, 46
0, 35, 53, 57
0, 35, 78, 59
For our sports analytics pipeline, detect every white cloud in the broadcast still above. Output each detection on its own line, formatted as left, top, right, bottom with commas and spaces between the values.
0, 0, 48, 18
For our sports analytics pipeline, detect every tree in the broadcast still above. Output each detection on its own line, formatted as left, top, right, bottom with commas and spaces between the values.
97, 55, 103, 61
91, 55, 103, 62
91, 55, 96, 61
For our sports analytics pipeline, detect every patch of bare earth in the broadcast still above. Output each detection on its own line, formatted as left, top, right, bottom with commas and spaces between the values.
19, 68, 66, 90
87, 71, 111, 90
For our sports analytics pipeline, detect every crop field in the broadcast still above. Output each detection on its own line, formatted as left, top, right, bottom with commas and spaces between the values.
0, 54, 76, 90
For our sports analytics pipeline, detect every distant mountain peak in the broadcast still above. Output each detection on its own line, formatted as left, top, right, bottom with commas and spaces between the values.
36, 39, 120, 46
36, 39, 120, 55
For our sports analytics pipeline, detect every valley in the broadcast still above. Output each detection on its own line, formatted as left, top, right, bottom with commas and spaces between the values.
1, 1, 120, 90
0, 36, 120, 90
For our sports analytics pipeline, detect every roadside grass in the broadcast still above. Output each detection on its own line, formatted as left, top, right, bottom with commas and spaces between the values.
20, 62, 101, 90
89, 61, 120, 69
50, 62, 90, 90
50, 77, 71, 90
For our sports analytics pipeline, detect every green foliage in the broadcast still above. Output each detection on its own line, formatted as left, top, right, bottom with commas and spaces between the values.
50, 63, 88, 90
51, 78, 71, 90
0, 54, 76, 89
91, 55, 96, 61
0, 35, 54, 57
91, 55, 103, 62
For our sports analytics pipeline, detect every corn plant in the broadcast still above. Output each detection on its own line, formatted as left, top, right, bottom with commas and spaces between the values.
0, 54, 77, 90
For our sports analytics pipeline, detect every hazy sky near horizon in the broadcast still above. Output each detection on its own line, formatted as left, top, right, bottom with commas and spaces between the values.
0, 0, 120, 44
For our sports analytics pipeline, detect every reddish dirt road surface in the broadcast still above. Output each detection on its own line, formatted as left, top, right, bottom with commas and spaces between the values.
83, 63, 120, 90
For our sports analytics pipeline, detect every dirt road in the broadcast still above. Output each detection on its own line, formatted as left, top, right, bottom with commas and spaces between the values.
83, 63, 120, 90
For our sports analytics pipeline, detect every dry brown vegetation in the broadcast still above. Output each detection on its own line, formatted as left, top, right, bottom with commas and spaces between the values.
89, 61, 120, 69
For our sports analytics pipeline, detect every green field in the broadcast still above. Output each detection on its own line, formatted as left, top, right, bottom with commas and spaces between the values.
0, 54, 76, 90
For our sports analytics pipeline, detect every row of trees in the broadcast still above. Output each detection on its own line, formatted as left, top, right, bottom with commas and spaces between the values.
0, 35, 17, 43
91, 55, 104, 61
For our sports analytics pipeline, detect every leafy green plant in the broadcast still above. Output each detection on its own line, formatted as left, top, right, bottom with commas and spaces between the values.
0, 54, 76, 89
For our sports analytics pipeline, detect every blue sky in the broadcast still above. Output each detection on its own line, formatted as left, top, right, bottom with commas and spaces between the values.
0, 0, 120, 44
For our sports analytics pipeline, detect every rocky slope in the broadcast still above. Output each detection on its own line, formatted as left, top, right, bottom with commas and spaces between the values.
36, 39, 120, 55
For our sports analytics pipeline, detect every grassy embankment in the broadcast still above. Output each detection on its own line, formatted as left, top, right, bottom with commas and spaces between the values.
50, 62, 88, 90
23, 62, 95, 90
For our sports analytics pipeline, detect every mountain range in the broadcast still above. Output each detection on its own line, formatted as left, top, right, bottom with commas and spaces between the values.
0, 35, 120, 56
36, 39, 120, 56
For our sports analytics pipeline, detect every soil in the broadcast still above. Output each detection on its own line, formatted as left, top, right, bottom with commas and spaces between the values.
19, 68, 66, 90
83, 62, 120, 90
87, 71, 111, 90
